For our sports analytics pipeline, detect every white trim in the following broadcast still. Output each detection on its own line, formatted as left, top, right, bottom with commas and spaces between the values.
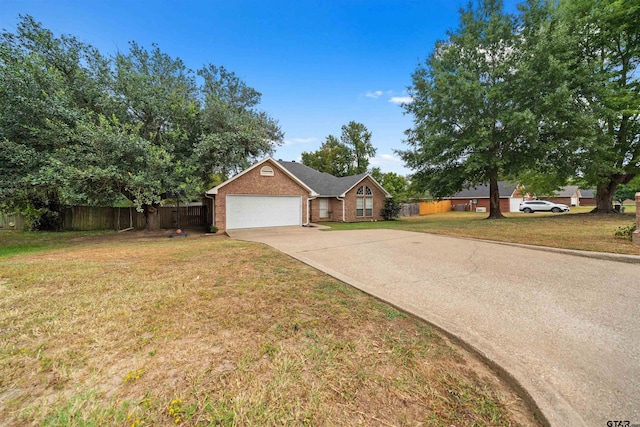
341, 174, 392, 198
206, 157, 317, 196
337, 196, 345, 221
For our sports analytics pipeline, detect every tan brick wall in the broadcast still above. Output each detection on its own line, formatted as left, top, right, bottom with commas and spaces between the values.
343, 177, 387, 222
309, 197, 345, 222
213, 159, 309, 232
308, 178, 388, 223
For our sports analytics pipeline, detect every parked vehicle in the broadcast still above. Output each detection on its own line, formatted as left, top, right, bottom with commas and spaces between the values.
519, 200, 570, 213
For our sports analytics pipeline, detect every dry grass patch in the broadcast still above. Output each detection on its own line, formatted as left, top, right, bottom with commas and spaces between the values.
0, 232, 540, 426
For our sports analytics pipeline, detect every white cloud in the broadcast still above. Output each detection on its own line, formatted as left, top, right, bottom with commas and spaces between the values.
365, 90, 384, 99
371, 153, 402, 165
389, 96, 413, 105
283, 137, 318, 145
369, 153, 410, 175
380, 153, 402, 162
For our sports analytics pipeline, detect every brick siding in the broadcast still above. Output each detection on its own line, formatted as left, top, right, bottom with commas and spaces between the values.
212, 159, 309, 232
308, 177, 387, 223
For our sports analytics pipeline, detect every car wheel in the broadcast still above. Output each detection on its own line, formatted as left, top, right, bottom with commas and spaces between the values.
551, 207, 561, 213
523, 207, 532, 213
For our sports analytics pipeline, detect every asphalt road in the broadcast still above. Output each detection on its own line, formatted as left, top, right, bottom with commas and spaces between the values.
228, 227, 640, 427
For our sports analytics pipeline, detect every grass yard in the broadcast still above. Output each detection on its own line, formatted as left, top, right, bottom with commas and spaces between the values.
324, 207, 640, 255
0, 231, 539, 426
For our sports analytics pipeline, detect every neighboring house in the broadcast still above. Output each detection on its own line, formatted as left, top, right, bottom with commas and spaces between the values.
578, 189, 597, 206
540, 185, 580, 206
204, 157, 391, 232
446, 182, 524, 213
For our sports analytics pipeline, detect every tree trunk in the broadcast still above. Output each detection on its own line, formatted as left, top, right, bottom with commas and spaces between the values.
487, 176, 506, 219
591, 175, 633, 214
592, 181, 617, 213
143, 203, 161, 231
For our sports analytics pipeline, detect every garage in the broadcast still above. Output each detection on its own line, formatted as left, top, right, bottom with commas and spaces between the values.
226, 195, 302, 230
510, 197, 523, 212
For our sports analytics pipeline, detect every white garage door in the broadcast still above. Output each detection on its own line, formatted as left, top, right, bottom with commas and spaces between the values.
226, 195, 302, 230
510, 197, 523, 212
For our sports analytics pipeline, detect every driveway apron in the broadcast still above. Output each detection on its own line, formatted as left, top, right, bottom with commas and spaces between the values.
229, 227, 640, 427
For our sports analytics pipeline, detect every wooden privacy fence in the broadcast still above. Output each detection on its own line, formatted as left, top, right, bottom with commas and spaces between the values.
419, 200, 452, 215
0, 212, 26, 230
399, 203, 420, 217
1, 205, 208, 231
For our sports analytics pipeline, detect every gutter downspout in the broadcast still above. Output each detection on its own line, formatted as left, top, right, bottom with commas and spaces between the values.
337, 196, 345, 222
305, 195, 317, 226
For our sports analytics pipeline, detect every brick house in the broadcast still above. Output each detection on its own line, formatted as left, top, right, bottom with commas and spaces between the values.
204, 157, 391, 232
446, 182, 525, 213
540, 185, 580, 206
578, 188, 596, 206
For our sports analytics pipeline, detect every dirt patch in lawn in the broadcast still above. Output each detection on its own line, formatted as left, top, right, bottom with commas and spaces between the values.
0, 232, 541, 426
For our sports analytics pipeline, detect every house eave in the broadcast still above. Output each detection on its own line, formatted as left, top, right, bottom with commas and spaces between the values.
341, 174, 392, 198
205, 157, 316, 196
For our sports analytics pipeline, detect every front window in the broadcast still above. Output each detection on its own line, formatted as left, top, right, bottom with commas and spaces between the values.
319, 198, 328, 218
356, 185, 373, 217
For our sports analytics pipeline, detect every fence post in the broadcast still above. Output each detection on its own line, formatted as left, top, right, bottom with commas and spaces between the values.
633, 192, 640, 245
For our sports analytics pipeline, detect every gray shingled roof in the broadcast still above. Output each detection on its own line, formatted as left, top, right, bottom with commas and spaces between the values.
450, 182, 518, 199
278, 161, 370, 196
549, 185, 579, 197
579, 188, 596, 198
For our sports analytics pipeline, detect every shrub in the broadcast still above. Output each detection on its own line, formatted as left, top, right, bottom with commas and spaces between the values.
614, 224, 636, 241
382, 198, 401, 220
206, 224, 218, 234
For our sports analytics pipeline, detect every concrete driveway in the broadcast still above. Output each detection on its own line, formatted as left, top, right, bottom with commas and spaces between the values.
228, 226, 640, 427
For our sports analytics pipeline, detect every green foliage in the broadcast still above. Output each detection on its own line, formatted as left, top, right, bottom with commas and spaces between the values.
370, 167, 410, 201
0, 15, 282, 230
301, 135, 352, 177
614, 178, 640, 204
341, 121, 375, 174
614, 224, 637, 241
398, 0, 540, 218
21, 192, 63, 232
0, 15, 110, 229
301, 121, 375, 177
398, 0, 639, 217
195, 64, 283, 179
382, 198, 402, 220
552, 0, 640, 211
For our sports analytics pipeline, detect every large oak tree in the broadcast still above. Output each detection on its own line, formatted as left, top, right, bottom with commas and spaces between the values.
1, 16, 283, 230
399, 0, 537, 219
557, 0, 640, 212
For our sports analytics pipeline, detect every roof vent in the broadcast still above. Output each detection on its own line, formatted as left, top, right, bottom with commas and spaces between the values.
260, 166, 274, 176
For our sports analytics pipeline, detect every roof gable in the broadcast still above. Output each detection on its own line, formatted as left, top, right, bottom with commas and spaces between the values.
205, 158, 316, 196
278, 161, 391, 197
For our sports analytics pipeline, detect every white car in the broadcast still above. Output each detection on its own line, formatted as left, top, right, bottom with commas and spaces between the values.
519, 200, 570, 213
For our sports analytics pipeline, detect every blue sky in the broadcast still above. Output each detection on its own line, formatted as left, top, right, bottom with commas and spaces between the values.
1, 0, 519, 175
